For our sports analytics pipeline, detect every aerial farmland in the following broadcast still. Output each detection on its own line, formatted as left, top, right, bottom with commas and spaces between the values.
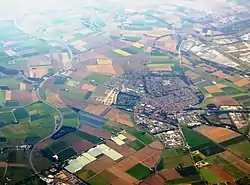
0, 0, 249, 184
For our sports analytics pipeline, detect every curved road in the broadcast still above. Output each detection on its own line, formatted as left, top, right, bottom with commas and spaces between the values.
28, 40, 73, 174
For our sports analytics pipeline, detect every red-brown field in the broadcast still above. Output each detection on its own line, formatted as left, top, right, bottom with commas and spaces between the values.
81, 84, 97, 91
149, 140, 164, 150
108, 166, 139, 184
194, 125, 241, 143
212, 96, 239, 106
46, 91, 66, 108
68, 134, 93, 153
123, 133, 136, 142
209, 165, 235, 181
133, 146, 157, 162
160, 168, 182, 180
11, 91, 33, 105
110, 178, 131, 185
142, 152, 161, 168
140, 174, 165, 185
234, 78, 250, 87
106, 140, 136, 157
204, 85, 222, 93
105, 108, 134, 126
84, 103, 108, 116
117, 156, 140, 171
88, 155, 117, 174
79, 125, 111, 139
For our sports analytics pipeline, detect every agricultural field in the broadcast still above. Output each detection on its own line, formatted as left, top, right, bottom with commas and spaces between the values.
126, 163, 152, 180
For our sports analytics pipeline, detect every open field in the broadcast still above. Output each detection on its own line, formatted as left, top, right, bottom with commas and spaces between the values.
126, 163, 151, 180
84, 73, 111, 85
194, 125, 241, 143
79, 111, 108, 127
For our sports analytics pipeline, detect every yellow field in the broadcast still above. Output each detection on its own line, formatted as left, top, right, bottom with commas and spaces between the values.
66, 80, 80, 87
132, 42, 144, 48
19, 83, 26, 91
5, 90, 11, 100
97, 59, 112, 65
113, 49, 131, 56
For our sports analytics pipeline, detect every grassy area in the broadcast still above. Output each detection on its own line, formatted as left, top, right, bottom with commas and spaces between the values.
126, 163, 151, 180
226, 140, 250, 159
158, 149, 193, 169
0, 111, 15, 123
126, 127, 154, 145
49, 140, 69, 154
63, 118, 79, 128
199, 167, 222, 184
128, 140, 145, 151
57, 147, 77, 161
13, 108, 29, 121
0, 91, 5, 104
75, 130, 101, 144
166, 175, 202, 184
75, 168, 96, 181
84, 73, 111, 84
5, 167, 34, 184
182, 127, 214, 151
221, 86, 244, 96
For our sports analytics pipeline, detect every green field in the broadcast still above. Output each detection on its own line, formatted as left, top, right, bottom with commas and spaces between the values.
4, 100, 19, 107
221, 86, 244, 95
88, 176, 108, 185
84, 73, 111, 84
126, 127, 154, 145
57, 147, 77, 161
13, 108, 30, 121
63, 118, 79, 128
126, 163, 151, 180
226, 140, 250, 159
0, 111, 15, 123
128, 140, 145, 151
182, 127, 214, 151
4, 167, 34, 184
199, 167, 223, 184
158, 149, 193, 169
75, 130, 101, 144
166, 175, 202, 185
0, 91, 5, 104
49, 140, 70, 153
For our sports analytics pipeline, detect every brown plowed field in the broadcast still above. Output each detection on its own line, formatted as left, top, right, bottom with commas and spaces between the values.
133, 146, 156, 162
234, 78, 249, 87
204, 85, 222, 93
194, 125, 240, 143
106, 140, 136, 157
160, 168, 182, 180
11, 91, 33, 105
140, 174, 165, 185
209, 165, 235, 181
79, 125, 111, 139
84, 103, 108, 116
108, 166, 139, 184
142, 152, 161, 168
117, 156, 140, 171
46, 91, 65, 108
212, 96, 239, 106
88, 155, 117, 174
68, 134, 93, 153
110, 178, 132, 185
81, 84, 96, 91
123, 133, 136, 142
149, 140, 164, 150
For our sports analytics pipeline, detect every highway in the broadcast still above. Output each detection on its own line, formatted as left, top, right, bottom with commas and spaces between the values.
28, 40, 73, 174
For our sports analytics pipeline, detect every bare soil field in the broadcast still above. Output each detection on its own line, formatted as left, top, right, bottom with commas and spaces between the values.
234, 78, 250, 87
105, 108, 134, 126
212, 96, 239, 106
11, 91, 33, 105
160, 168, 182, 180
108, 166, 139, 184
194, 125, 241, 143
68, 134, 93, 153
149, 65, 172, 72
181, 56, 192, 65
46, 91, 65, 108
88, 155, 117, 174
117, 156, 140, 171
209, 165, 235, 181
149, 140, 164, 150
79, 125, 111, 139
186, 71, 199, 79
81, 84, 97, 91
123, 133, 136, 142
142, 152, 161, 168
133, 146, 157, 162
140, 174, 165, 185
204, 85, 222, 93
110, 178, 131, 185
84, 103, 108, 116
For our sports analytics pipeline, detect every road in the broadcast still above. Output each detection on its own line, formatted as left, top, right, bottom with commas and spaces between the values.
28, 40, 73, 174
